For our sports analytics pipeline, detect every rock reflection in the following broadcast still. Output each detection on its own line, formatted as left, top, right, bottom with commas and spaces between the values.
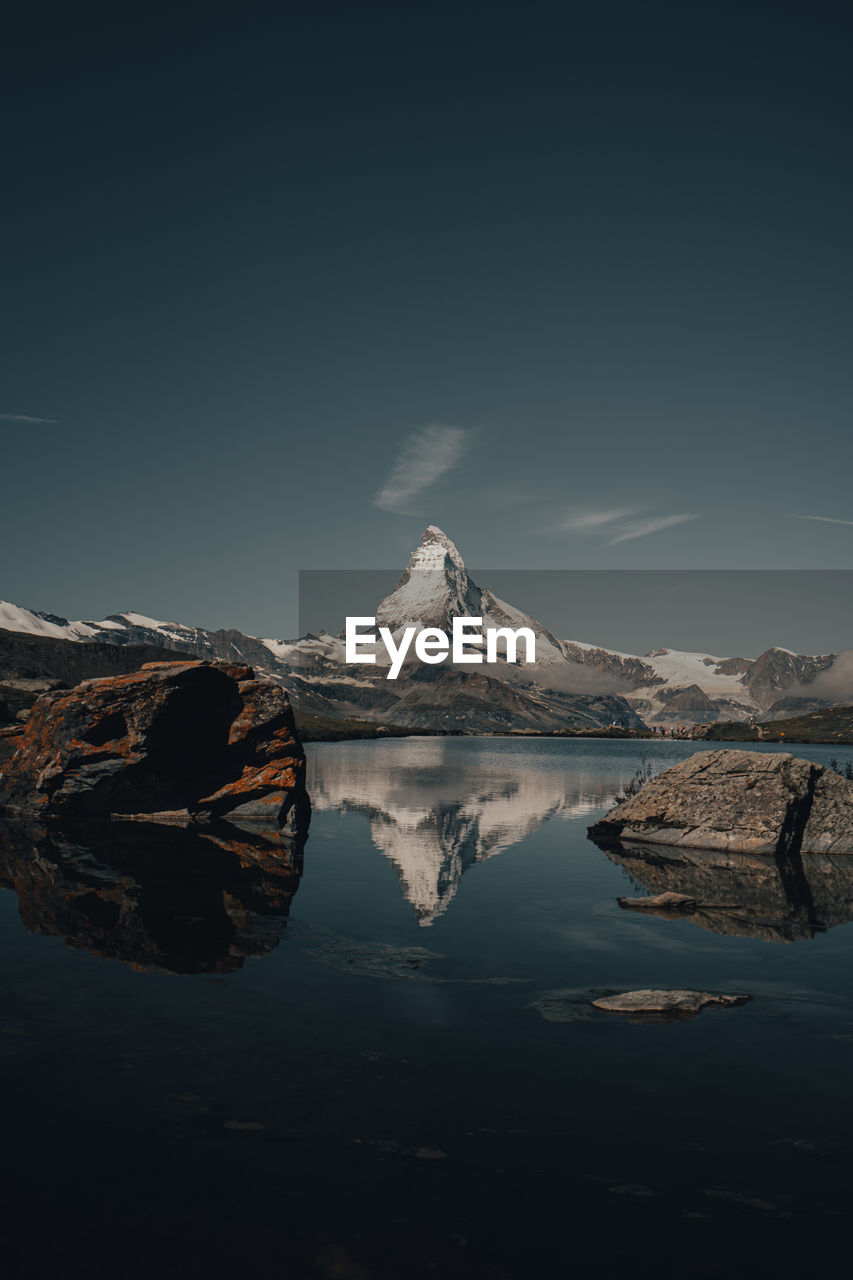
309, 739, 618, 924
592, 836, 853, 943
0, 819, 304, 973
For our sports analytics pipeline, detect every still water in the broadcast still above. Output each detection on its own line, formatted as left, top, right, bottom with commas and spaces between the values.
3, 736, 853, 1279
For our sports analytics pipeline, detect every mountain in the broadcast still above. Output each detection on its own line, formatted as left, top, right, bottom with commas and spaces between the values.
0, 526, 844, 729
375, 525, 566, 662
559, 641, 836, 725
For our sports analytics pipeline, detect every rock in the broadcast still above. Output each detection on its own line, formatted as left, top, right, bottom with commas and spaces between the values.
589, 749, 853, 854
0, 660, 309, 830
0, 726, 24, 768
0, 676, 67, 726
617, 891, 698, 913
591, 989, 750, 1023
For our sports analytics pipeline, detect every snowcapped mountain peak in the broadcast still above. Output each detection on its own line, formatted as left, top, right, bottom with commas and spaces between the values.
410, 525, 465, 571
376, 527, 479, 630
373, 528, 567, 665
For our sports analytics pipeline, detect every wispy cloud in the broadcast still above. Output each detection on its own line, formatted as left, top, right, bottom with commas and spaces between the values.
374, 425, 471, 515
556, 507, 637, 532
603, 513, 699, 546
556, 507, 699, 546
0, 411, 61, 424
790, 513, 853, 528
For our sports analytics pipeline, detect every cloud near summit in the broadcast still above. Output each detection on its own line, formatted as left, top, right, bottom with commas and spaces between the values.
558, 507, 699, 546
374, 425, 471, 515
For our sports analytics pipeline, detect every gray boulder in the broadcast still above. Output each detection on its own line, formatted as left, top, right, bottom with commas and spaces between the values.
591, 989, 750, 1023
617, 891, 698, 913
589, 749, 853, 854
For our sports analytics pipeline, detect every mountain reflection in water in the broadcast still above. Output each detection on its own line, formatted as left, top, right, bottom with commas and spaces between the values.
308, 737, 853, 941
0, 819, 303, 973
308, 737, 619, 924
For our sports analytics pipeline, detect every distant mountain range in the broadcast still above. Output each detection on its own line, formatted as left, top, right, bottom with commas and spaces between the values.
0, 526, 844, 731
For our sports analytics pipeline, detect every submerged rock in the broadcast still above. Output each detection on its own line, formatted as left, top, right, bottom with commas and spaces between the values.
528, 988, 620, 1023
0, 660, 309, 830
591, 989, 750, 1023
589, 749, 853, 854
617, 891, 698, 913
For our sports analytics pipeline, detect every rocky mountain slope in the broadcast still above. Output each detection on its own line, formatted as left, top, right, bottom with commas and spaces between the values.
0, 526, 845, 730
560, 639, 836, 725
693, 704, 853, 745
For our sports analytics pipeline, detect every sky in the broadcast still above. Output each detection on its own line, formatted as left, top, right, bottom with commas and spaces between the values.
3, 0, 852, 641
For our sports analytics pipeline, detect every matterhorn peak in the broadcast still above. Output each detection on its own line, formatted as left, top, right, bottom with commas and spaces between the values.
409, 525, 466, 573
376, 526, 479, 630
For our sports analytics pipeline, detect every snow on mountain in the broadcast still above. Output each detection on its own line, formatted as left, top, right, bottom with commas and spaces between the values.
0, 602, 102, 641
375, 524, 566, 665
375, 525, 482, 632
640, 649, 756, 714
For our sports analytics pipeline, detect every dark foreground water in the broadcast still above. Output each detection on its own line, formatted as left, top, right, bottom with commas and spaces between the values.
3, 737, 853, 1279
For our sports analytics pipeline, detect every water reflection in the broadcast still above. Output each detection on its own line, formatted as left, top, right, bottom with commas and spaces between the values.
593, 836, 853, 943
0, 819, 304, 973
309, 739, 619, 924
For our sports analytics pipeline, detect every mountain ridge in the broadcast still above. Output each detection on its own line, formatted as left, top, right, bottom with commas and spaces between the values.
0, 526, 843, 729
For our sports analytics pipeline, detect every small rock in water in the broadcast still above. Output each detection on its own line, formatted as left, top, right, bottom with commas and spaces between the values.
591, 989, 751, 1023
617, 891, 698, 913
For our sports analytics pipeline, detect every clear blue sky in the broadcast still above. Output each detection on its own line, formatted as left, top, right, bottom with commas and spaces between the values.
3, 1, 851, 639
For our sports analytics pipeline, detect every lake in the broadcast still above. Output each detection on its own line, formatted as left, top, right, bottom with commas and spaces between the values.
3, 736, 853, 1279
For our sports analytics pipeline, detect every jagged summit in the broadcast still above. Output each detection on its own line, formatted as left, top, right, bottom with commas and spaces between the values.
373, 526, 567, 665
412, 525, 465, 570
376, 526, 481, 631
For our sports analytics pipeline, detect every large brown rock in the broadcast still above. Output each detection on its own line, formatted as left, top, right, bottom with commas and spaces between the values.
0, 659, 309, 830
588, 749, 853, 854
